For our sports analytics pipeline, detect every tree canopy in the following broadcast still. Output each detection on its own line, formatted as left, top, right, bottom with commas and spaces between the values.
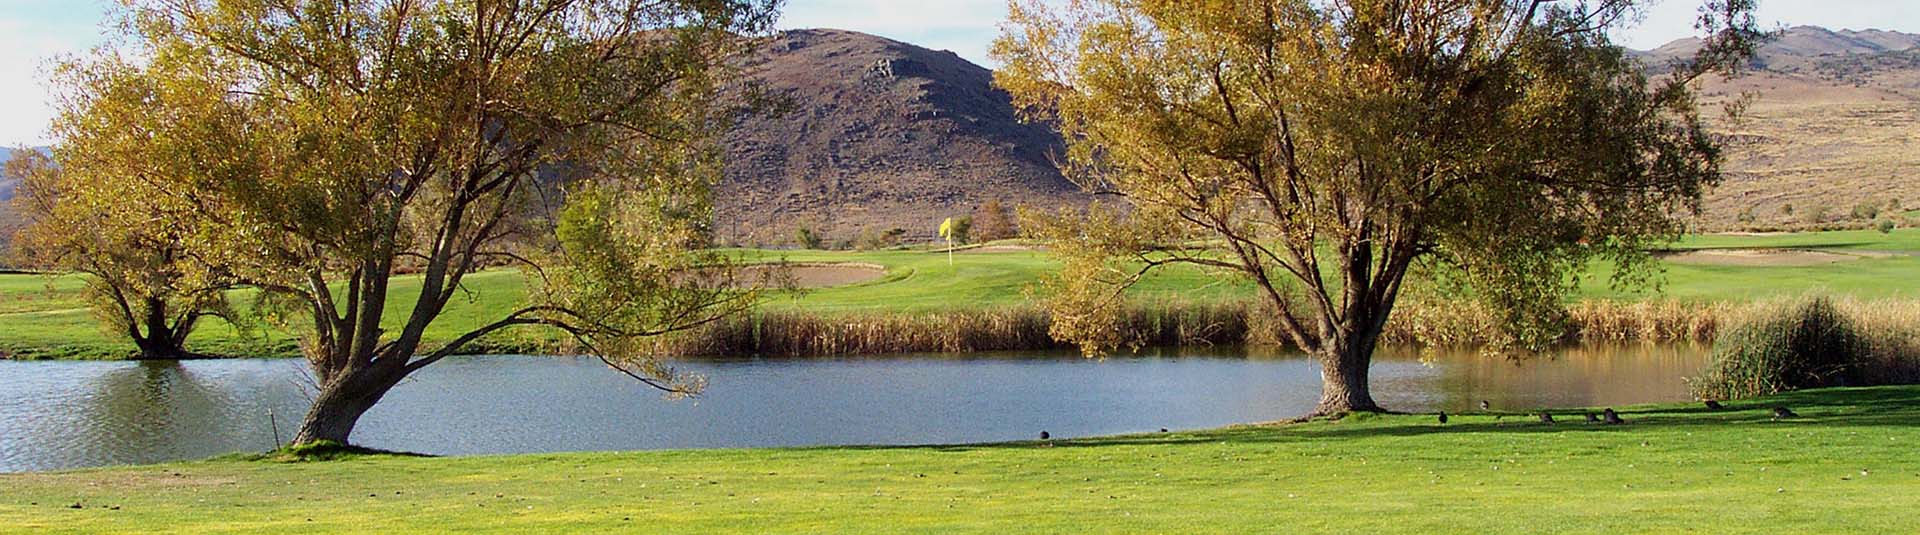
994, 0, 1764, 414
49, 0, 782, 443
8, 133, 238, 360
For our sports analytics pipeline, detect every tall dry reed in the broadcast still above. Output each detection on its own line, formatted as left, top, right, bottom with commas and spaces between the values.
620, 297, 1920, 359
1690, 296, 1920, 400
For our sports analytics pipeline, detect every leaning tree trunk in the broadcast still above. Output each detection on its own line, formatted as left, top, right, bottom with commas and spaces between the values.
292, 365, 405, 444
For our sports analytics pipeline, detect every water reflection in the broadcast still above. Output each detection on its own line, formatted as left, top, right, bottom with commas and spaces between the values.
0, 344, 1708, 472
1377, 343, 1713, 411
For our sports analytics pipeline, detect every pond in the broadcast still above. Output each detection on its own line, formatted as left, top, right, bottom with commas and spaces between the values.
0, 344, 1710, 472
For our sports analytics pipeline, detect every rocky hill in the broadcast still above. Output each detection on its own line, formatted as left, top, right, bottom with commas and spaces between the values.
714, 29, 1083, 245
715, 26, 1920, 241
1638, 26, 1920, 230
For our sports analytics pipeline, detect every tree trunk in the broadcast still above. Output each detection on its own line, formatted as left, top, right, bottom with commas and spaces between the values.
292, 370, 398, 445
1314, 343, 1383, 415
129, 298, 182, 360
131, 330, 198, 360
132, 338, 186, 360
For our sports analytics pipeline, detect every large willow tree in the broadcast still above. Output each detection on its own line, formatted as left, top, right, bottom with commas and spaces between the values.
54, 0, 782, 444
995, 0, 1763, 415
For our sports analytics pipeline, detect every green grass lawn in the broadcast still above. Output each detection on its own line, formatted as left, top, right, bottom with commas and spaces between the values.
1672, 228, 1920, 251
5, 228, 1919, 359
3, 386, 1914, 534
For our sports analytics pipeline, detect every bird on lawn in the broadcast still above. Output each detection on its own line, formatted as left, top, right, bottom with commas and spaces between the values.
1438, 412, 1449, 424
1772, 407, 1799, 420
1479, 400, 1491, 411
1704, 400, 1725, 410
1602, 408, 1625, 425
1585, 412, 1601, 423
1538, 412, 1555, 424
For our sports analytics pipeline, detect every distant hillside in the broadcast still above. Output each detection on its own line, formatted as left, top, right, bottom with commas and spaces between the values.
713, 26, 1920, 242
0, 146, 46, 258
0, 146, 23, 202
1638, 26, 1920, 230
1641, 26, 1920, 71
715, 29, 1084, 245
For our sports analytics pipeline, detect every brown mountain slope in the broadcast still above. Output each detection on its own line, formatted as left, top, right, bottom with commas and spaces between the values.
1642, 26, 1920, 230
714, 29, 1083, 246
718, 26, 1919, 242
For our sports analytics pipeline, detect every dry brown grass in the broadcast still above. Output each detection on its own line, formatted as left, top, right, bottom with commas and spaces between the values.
639, 298, 1920, 358
1695, 71, 1920, 231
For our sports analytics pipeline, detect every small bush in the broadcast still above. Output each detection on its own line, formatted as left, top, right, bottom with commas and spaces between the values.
794, 226, 823, 249
1877, 218, 1896, 234
854, 227, 908, 250
1691, 297, 1868, 400
945, 216, 973, 245
1850, 202, 1881, 221
1802, 205, 1831, 225
972, 200, 1019, 242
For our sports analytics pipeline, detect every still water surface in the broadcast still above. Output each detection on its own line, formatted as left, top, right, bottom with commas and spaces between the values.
0, 345, 1708, 472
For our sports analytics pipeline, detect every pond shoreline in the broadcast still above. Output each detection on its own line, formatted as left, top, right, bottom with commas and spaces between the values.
5, 386, 1913, 533
0, 346, 1713, 472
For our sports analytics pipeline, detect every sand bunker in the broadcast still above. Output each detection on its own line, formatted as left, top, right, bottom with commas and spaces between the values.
1660, 248, 1889, 267
740, 263, 887, 288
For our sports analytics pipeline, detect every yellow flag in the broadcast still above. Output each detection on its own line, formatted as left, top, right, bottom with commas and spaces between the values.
939, 217, 954, 240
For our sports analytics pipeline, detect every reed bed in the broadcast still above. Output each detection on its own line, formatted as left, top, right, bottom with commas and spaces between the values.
649, 303, 1255, 357
1690, 297, 1920, 400
635, 298, 1920, 358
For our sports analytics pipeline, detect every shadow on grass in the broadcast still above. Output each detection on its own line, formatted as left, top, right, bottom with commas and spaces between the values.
868, 386, 1920, 453
211, 440, 435, 464
1665, 243, 1881, 252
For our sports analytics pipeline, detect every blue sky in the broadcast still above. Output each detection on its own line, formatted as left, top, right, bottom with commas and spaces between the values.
4, 0, 1919, 145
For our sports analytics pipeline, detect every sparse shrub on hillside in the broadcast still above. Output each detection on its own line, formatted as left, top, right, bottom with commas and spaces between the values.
795, 226, 823, 249
971, 200, 1018, 242
1877, 219, 1897, 234
1803, 205, 1830, 225
945, 216, 973, 245
1781, 203, 1794, 216
1850, 202, 1881, 221
853, 227, 908, 250
1736, 206, 1756, 224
